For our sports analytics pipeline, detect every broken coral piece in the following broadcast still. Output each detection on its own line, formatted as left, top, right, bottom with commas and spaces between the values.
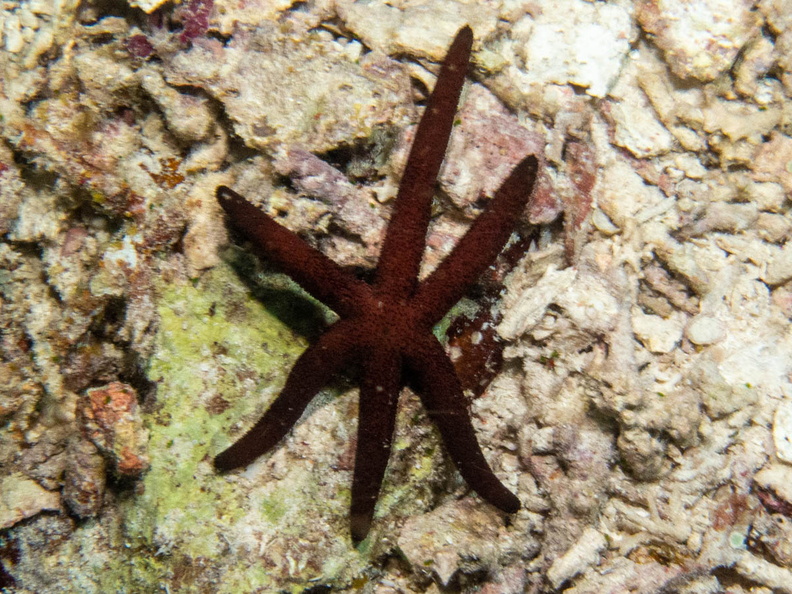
81, 382, 150, 477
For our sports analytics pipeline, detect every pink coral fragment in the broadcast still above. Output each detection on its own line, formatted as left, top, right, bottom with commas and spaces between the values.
126, 34, 154, 59
81, 382, 149, 477
178, 0, 213, 44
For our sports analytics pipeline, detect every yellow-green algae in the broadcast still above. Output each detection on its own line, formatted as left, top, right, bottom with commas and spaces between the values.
46, 260, 458, 592
119, 262, 374, 591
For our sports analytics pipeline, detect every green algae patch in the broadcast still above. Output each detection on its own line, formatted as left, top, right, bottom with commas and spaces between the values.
117, 263, 370, 591
124, 264, 306, 556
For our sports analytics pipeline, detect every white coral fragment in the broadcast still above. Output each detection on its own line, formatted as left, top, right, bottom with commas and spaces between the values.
140, 69, 216, 144
498, 264, 577, 341
0, 473, 60, 529
608, 67, 675, 158
631, 309, 684, 353
685, 314, 725, 345
636, 0, 760, 82
338, 0, 498, 60
597, 158, 666, 229
755, 463, 792, 505
515, 0, 635, 98
165, 29, 412, 154
734, 551, 792, 593
397, 499, 506, 586
547, 527, 608, 588
774, 401, 792, 464
764, 242, 792, 286
127, 0, 169, 14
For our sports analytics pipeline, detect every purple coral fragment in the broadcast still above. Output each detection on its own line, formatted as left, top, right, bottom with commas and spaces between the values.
177, 0, 213, 44
126, 34, 154, 59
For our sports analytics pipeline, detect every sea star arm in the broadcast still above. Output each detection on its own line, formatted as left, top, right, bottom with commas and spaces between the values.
214, 319, 360, 471
349, 348, 402, 543
413, 155, 539, 326
375, 25, 473, 300
217, 186, 370, 319
405, 334, 520, 513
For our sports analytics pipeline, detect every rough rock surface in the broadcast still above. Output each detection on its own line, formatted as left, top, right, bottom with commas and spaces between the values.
1, 0, 792, 592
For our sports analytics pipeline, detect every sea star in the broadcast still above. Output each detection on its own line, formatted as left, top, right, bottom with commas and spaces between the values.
214, 25, 538, 543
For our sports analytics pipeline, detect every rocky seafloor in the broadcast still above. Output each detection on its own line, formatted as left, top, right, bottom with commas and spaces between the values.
2, 0, 792, 592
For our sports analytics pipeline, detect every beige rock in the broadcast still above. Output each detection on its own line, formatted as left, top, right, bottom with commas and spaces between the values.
686, 315, 725, 345
773, 401, 792, 464
0, 473, 60, 529
631, 309, 684, 353
764, 242, 792, 286
755, 462, 792, 503
515, 0, 635, 98
548, 528, 608, 588
127, 0, 169, 13
637, 0, 759, 82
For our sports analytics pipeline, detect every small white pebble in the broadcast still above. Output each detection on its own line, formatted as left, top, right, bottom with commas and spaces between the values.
28, 0, 55, 15
754, 463, 792, 504
4, 14, 24, 53
765, 243, 792, 286
19, 7, 39, 30
547, 528, 608, 589
631, 310, 683, 354
592, 209, 620, 235
686, 315, 725, 345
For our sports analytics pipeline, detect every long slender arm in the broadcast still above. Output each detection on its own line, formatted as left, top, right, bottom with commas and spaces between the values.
375, 26, 473, 300
214, 319, 359, 471
404, 334, 520, 513
349, 348, 402, 544
218, 186, 371, 319
413, 155, 538, 327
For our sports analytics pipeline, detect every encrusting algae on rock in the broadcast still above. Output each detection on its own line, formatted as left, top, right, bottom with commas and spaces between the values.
3, 0, 792, 591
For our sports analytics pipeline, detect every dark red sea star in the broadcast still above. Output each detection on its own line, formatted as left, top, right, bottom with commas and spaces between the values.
214, 25, 538, 543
